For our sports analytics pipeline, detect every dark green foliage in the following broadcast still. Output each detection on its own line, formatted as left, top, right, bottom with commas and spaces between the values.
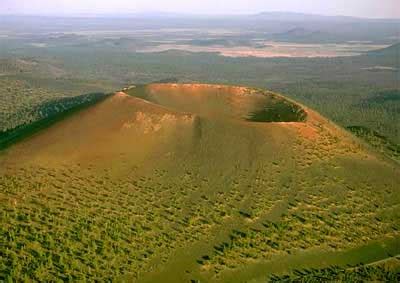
275, 81, 400, 153
269, 263, 400, 282
150, 77, 180, 84
247, 97, 307, 123
362, 89, 400, 104
347, 125, 400, 161
0, 92, 109, 150
32, 92, 108, 119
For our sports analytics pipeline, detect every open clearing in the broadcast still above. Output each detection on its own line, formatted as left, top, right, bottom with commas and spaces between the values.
138, 42, 388, 58
0, 84, 399, 282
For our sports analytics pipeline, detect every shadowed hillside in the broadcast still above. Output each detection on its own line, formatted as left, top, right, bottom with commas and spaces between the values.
0, 84, 399, 282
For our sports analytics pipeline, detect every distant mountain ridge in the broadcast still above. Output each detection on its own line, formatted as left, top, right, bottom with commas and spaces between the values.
0, 12, 398, 45
270, 27, 333, 43
1, 11, 400, 22
252, 12, 361, 22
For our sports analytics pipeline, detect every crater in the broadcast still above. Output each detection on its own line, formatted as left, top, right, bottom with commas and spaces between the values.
126, 83, 307, 123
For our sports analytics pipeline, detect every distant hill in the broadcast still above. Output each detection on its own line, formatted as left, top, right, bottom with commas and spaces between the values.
1, 13, 399, 44
252, 12, 361, 22
270, 27, 337, 43
367, 42, 400, 57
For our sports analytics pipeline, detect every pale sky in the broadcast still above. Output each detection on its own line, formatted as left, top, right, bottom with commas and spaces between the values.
1, 0, 399, 19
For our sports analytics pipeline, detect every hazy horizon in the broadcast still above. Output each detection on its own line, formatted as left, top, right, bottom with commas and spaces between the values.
1, 0, 399, 19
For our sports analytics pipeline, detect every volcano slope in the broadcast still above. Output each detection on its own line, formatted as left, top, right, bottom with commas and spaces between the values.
0, 84, 399, 282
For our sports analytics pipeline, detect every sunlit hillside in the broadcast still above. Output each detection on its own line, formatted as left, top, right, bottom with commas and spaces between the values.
0, 84, 398, 282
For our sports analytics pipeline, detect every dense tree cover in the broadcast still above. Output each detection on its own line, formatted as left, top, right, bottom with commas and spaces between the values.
269, 262, 400, 282
0, 92, 108, 149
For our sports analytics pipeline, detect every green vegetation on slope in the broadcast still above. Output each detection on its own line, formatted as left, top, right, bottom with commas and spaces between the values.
269, 261, 400, 282
0, 75, 114, 133
0, 85, 399, 282
0, 92, 109, 150
347, 125, 400, 162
